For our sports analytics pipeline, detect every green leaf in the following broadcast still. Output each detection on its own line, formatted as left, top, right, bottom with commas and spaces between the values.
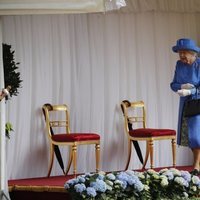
5, 122, 14, 139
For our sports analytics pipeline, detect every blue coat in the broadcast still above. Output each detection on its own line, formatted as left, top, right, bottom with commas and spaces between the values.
170, 58, 200, 148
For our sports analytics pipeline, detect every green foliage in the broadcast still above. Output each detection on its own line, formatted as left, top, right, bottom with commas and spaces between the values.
5, 122, 13, 139
2, 43, 21, 138
3, 43, 22, 100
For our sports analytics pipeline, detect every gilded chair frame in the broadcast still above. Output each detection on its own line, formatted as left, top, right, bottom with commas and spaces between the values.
42, 104, 100, 177
121, 101, 176, 170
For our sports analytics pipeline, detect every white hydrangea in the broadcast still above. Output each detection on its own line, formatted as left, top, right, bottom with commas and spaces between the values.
170, 168, 181, 176
160, 178, 169, 187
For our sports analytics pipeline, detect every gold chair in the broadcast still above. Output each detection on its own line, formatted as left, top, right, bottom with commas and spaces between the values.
121, 100, 176, 170
42, 104, 100, 177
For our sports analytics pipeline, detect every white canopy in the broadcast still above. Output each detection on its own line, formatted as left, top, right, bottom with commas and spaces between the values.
1, 0, 200, 16
0, 0, 126, 15
0, 0, 105, 15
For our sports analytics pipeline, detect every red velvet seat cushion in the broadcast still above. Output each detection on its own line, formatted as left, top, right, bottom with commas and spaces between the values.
129, 128, 176, 137
52, 133, 100, 142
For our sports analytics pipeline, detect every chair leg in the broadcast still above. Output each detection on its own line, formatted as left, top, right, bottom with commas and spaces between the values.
65, 146, 73, 175
72, 144, 77, 176
95, 143, 100, 172
149, 139, 154, 169
172, 138, 176, 167
125, 139, 132, 170
47, 144, 55, 177
142, 141, 149, 169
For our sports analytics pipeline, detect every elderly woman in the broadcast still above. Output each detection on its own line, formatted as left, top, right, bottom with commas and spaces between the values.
170, 38, 200, 175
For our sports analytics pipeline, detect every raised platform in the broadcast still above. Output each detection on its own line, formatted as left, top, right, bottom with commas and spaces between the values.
8, 166, 194, 200
9, 174, 74, 200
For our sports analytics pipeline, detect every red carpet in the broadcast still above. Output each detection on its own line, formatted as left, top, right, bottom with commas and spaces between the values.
8, 166, 194, 200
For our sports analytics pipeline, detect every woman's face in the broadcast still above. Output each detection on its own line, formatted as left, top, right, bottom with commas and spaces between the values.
178, 50, 197, 64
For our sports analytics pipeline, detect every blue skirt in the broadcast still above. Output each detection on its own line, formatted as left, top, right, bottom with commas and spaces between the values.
188, 114, 200, 148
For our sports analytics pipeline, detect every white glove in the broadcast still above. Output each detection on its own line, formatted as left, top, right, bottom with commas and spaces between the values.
181, 83, 194, 89
177, 89, 191, 97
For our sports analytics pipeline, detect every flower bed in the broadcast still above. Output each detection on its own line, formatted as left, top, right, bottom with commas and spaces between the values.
64, 168, 200, 200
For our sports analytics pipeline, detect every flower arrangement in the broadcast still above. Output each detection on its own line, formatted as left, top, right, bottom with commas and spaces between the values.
142, 168, 200, 199
64, 168, 200, 200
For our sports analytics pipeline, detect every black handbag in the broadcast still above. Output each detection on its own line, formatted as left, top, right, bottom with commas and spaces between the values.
184, 98, 200, 117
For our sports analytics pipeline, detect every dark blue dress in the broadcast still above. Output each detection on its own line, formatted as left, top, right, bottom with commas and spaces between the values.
170, 58, 200, 148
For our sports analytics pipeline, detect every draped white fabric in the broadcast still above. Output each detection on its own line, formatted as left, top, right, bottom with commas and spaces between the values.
2, 11, 200, 179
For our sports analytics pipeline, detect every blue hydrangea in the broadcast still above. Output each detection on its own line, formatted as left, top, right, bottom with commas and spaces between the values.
86, 187, 97, 197
64, 178, 78, 188
90, 179, 107, 192
116, 172, 129, 182
127, 175, 140, 186
120, 180, 127, 189
181, 171, 191, 182
126, 170, 136, 176
64, 183, 70, 189
85, 172, 93, 177
97, 174, 104, 180
161, 171, 174, 180
115, 171, 145, 191
74, 183, 86, 193
77, 176, 86, 183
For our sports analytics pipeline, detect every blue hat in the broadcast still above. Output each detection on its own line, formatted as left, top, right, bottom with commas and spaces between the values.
172, 38, 200, 53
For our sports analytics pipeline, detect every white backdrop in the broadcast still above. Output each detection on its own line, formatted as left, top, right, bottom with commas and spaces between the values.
2, 10, 200, 180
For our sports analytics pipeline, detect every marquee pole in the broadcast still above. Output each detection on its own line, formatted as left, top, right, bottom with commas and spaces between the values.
0, 16, 10, 200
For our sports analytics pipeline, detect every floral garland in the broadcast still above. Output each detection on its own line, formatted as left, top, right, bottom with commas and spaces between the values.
64, 168, 200, 200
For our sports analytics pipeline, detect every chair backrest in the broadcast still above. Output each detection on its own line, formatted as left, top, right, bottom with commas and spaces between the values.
121, 100, 147, 133
42, 104, 70, 139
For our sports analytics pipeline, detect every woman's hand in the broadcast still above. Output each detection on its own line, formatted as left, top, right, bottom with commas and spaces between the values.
177, 89, 191, 97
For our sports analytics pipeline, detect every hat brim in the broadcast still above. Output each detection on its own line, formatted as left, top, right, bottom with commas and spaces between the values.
172, 45, 200, 53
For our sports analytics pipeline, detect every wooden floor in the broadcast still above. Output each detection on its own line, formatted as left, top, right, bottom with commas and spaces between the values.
8, 166, 195, 200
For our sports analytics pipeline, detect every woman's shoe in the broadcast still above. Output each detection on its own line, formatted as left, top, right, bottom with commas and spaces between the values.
190, 169, 199, 176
